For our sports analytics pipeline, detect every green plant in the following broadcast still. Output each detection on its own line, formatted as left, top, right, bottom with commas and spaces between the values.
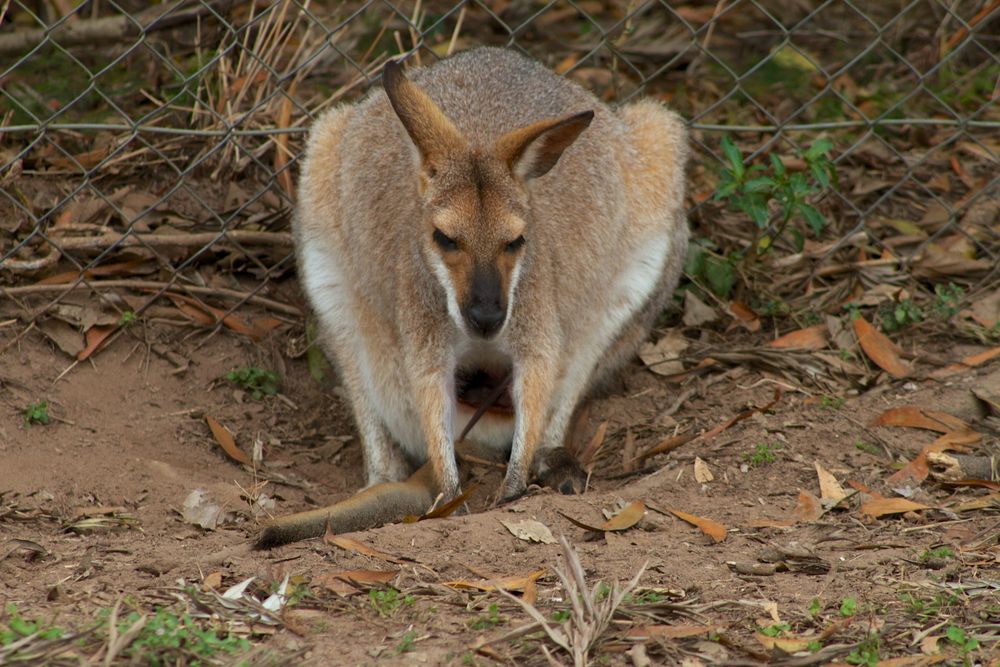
119, 310, 138, 328
118, 608, 249, 665
846, 633, 880, 667
395, 630, 417, 654
594, 582, 611, 602
920, 546, 955, 562
224, 367, 280, 400
624, 589, 672, 605
745, 442, 780, 467
933, 282, 965, 318
1, 604, 66, 645
551, 609, 571, 623
685, 239, 738, 299
900, 591, 959, 619
820, 395, 845, 410
22, 401, 50, 427
368, 587, 414, 617
807, 598, 821, 617
468, 603, 503, 630
944, 625, 978, 660
758, 622, 791, 637
715, 136, 836, 257
878, 299, 922, 333
855, 440, 879, 455
839, 597, 858, 617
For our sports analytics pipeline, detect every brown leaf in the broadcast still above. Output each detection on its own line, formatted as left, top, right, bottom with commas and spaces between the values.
443, 568, 546, 593
322, 531, 404, 564
560, 500, 646, 533
873, 407, 968, 433
639, 330, 689, 376
853, 316, 910, 378
815, 462, 847, 503
755, 634, 819, 652
579, 420, 608, 471
963, 346, 1000, 367
625, 625, 712, 640
37, 258, 155, 285
767, 324, 828, 350
667, 508, 726, 542
500, 519, 556, 544
727, 301, 760, 332
164, 292, 281, 341
860, 497, 930, 518
314, 569, 398, 596
205, 415, 250, 465
752, 490, 823, 527
77, 324, 118, 361
202, 571, 223, 591
415, 484, 476, 521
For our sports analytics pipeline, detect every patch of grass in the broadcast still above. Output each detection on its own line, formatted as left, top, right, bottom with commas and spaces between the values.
594, 582, 611, 602
118, 310, 138, 328
468, 603, 503, 631
685, 238, 738, 299
855, 440, 879, 455
624, 589, 673, 605
1, 604, 66, 645
395, 630, 417, 654
919, 546, 955, 562
846, 633, 880, 666
224, 366, 280, 400
933, 283, 965, 319
839, 597, 858, 617
878, 299, 923, 333
820, 394, 845, 410
757, 622, 791, 637
900, 591, 959, 619
115, 608, 249, 665
368, 587, 414, 618
807, 598, 822, 617
551, 609, 571, 623
22, 400, 50, 427
745, 442, 780, 467
944, 625, 979, 661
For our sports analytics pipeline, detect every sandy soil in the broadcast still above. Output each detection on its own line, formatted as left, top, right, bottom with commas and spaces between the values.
1, 308, 998, 665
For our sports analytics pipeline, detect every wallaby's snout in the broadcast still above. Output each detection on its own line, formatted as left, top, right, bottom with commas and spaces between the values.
464, 265, 506, 338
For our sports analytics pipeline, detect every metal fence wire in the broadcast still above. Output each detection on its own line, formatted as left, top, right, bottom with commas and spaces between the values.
1, 1, 998, 339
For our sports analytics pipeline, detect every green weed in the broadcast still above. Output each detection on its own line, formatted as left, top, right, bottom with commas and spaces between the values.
714, 136, 836, 257
224, 367, 280, 400
807, 598, 821, 617
820, 395, 845, 410
878, 299, 922, 333
395, 630, 417, 654
118, 310, 138, 328
839, 597, 858, 617
900, 591, 959, 619
757, 622, 791, 637
468, 603, 503, 630
944, 625, 979, 661
846, 633, 880, 667
855, 441, 879, 455
745, 442, 780, 467
369, 587, 414, 617
933, 283, 965, 319
116, 608, 249, 665
22, 401, 50, 427
1, 604, 66, 645
919, 546, 955, 562
551, 610, 571, 623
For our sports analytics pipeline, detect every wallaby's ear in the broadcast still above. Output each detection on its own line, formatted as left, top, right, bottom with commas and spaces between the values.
382, 59, 466, 174
495, 110, 594, 180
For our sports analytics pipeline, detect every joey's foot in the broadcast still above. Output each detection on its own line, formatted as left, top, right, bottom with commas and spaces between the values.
538, 448, 586, 495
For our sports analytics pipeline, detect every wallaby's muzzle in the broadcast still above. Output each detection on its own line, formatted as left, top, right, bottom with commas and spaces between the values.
463, 265, 506, 337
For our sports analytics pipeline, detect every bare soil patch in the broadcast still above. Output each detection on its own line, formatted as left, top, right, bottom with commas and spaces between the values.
2, 311, 998, 665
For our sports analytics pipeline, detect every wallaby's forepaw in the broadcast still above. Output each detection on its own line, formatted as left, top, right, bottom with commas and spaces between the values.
538, 448, 587, 495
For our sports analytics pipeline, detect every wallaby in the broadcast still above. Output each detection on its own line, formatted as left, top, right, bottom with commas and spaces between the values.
264, 47, 688, 546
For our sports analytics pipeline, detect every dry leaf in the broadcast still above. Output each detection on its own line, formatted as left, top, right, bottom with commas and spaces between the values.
767, 324, 828, 350
755, 634, 818, 652
626, 625, 712, 640
967, 286, 1000, 328
727, 301, 760, 332
873, 407, 968, 433
413, 484, 475, 521
180, 489, 230, 530
815, 462, 847, 503
860, 497, 930, 518
322, 532, 404, 564
693, 457, 714, 483
77, 324, 117, 361
853, 316, 910, 378
314, 569, 398, 596
202, 571, 223, 590
752, 490, 823, 527
500, 518, 556, 544
578, 420, 608, 471
683, 290, 718, 326
206, 415, 250, 465
443, 568, 546, 593
560, 500, 646, 533
639, 330, 689, 376
668, 508, 726, 542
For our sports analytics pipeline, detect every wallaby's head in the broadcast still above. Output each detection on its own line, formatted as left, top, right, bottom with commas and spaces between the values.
382, 60, 593, 340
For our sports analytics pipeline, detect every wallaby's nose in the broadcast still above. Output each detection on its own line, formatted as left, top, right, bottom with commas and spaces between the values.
465, 303, 505, 338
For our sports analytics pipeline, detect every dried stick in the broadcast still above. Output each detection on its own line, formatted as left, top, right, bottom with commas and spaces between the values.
1, 280, 301, 317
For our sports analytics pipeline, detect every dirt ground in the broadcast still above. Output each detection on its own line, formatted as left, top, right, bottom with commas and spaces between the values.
1, 296, 998, 666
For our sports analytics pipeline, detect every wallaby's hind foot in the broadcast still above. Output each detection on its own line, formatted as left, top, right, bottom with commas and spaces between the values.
538, 448, 587, 495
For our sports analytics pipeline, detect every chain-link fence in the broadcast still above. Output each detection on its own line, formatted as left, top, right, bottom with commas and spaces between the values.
2, 1, 998, 345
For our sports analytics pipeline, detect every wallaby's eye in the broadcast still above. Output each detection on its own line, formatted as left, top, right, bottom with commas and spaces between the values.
506, 235, 526, 253
433, 228, 459, 251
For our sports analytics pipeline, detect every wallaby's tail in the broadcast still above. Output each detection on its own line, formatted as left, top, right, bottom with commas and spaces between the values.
254, 463, 436, 549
